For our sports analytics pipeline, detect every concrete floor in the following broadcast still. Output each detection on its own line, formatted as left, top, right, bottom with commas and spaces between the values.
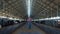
12, 23, 46, 34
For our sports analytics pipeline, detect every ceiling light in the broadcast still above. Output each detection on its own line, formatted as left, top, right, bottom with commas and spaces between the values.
26, 0, 33, 17
27, 0, 31, 17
